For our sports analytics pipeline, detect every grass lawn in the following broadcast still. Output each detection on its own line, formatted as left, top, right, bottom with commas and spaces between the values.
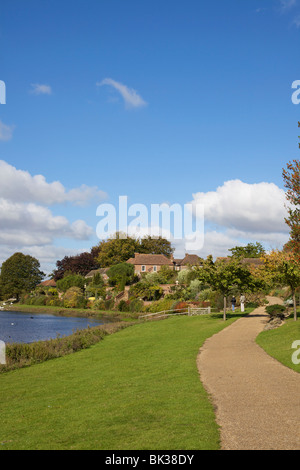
256, 315, 300, 374
0, 311, 247, 450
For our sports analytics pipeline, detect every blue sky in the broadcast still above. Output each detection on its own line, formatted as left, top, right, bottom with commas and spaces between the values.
0, 0, 300, 274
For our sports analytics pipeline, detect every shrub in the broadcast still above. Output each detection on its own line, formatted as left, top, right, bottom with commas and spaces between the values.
63, 287, 85, 308
129, 299, 144, 313
265, 304, 287, 319
118, 300, 130, 312
31, 296, 47, 306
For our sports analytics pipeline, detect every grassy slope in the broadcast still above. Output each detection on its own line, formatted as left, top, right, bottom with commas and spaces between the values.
0, 313, 243, 450
256, 317, 300, 374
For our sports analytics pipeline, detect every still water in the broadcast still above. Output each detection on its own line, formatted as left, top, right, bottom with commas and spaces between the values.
0, 310, 105, 344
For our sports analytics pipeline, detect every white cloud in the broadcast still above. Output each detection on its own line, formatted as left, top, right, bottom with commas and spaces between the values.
0, 121, 14, 141
183, 179, 290, 258
30, 83, 52, 95
0, 198, 93, 245
0, 161, 104, 272
97, 78, 147, 109
190, 180, 288, 234
0, 161, 107, 206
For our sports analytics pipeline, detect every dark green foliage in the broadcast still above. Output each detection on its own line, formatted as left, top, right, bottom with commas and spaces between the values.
56, 274, 85, 293
0, 252, 45, 301
265, 304, 286, 318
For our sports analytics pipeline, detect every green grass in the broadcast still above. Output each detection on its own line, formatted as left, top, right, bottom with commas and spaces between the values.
256, 316, 300, 374
0, 311, 247, 450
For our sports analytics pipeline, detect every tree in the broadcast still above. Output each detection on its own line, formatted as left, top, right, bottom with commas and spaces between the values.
96, 233, 138, 268
53, 252, 99, 281
0, 252, 45, 300
94, 232, 175, 268
229, 242, 265, 259
56, 274, 86, 293
282, 160, 300, 260
195, 256, 260, 321
139, 236, 174, 258
106, 263, 135, 290
262, 250, 300, 321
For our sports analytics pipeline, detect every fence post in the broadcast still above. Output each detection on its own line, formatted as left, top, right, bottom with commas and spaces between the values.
188, 307, 191, 316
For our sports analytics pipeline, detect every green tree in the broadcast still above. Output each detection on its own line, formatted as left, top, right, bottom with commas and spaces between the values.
229, 242, 265, 259
0, 252, 45, 301
107, 262, 135, 290
195, 256, 259, 321
56, 274, 86, 293
139, 236, 174, 258
96, 233, 138, 267
94, 233, 175, 268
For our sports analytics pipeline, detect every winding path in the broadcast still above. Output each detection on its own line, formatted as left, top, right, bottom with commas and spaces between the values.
197, 297, 300, 450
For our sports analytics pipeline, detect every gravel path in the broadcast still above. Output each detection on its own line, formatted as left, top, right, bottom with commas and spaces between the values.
197, 297, 300, 450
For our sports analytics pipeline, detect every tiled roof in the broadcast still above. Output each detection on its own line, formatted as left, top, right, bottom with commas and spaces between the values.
40, 279, 56, 287
174, 254, 203, 266
126, 253, 173, 266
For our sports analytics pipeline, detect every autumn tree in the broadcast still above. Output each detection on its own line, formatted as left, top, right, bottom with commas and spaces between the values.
262, 250, 300, 321
282, 160, 300, 258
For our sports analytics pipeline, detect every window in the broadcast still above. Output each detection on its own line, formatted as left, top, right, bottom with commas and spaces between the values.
141, 265, 146, 272
153, 266, 157, 272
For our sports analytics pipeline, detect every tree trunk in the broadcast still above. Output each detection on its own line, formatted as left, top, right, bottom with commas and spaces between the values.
223, 295, 227, 321
293, 290, 297, 321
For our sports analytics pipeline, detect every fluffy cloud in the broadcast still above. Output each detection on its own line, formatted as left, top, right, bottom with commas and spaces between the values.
97, 78, 147, 109
0, 161, 107, 206
190, 180, 288, 234
186, 179, 290, 257
0, 161, 105, 273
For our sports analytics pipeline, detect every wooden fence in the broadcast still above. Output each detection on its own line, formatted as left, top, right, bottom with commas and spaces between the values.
139, 306, 211, 320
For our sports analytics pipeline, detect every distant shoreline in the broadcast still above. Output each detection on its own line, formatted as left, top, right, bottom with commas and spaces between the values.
3, 303, 138, 322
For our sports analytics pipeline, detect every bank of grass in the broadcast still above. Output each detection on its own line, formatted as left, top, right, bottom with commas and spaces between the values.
0, 309, 249, 450
0, 322, 130, 373
256, 311, 300, 374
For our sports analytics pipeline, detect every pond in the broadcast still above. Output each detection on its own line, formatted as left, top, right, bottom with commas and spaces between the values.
0, 310, 105, 344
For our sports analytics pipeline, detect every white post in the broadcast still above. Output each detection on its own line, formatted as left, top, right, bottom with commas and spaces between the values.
0, 341, 6, 365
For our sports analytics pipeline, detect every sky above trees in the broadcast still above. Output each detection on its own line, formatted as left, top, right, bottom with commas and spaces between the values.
0, 0, 300, 275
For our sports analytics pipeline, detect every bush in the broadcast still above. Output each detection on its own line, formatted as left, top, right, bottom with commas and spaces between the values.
118, 300, 130, 312
31, 296, 47, 306
265, 304, 287, 319
129, 299, 144, 313
63, 287, 85, 308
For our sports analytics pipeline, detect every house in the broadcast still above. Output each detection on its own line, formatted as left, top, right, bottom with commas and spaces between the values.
85, 268, 109, 282
39, 279, 56, 287
173, 254, 203, 271
126, 253, 173, 275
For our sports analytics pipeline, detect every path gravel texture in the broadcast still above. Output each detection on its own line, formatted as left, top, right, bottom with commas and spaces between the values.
197, 297, 300, 450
